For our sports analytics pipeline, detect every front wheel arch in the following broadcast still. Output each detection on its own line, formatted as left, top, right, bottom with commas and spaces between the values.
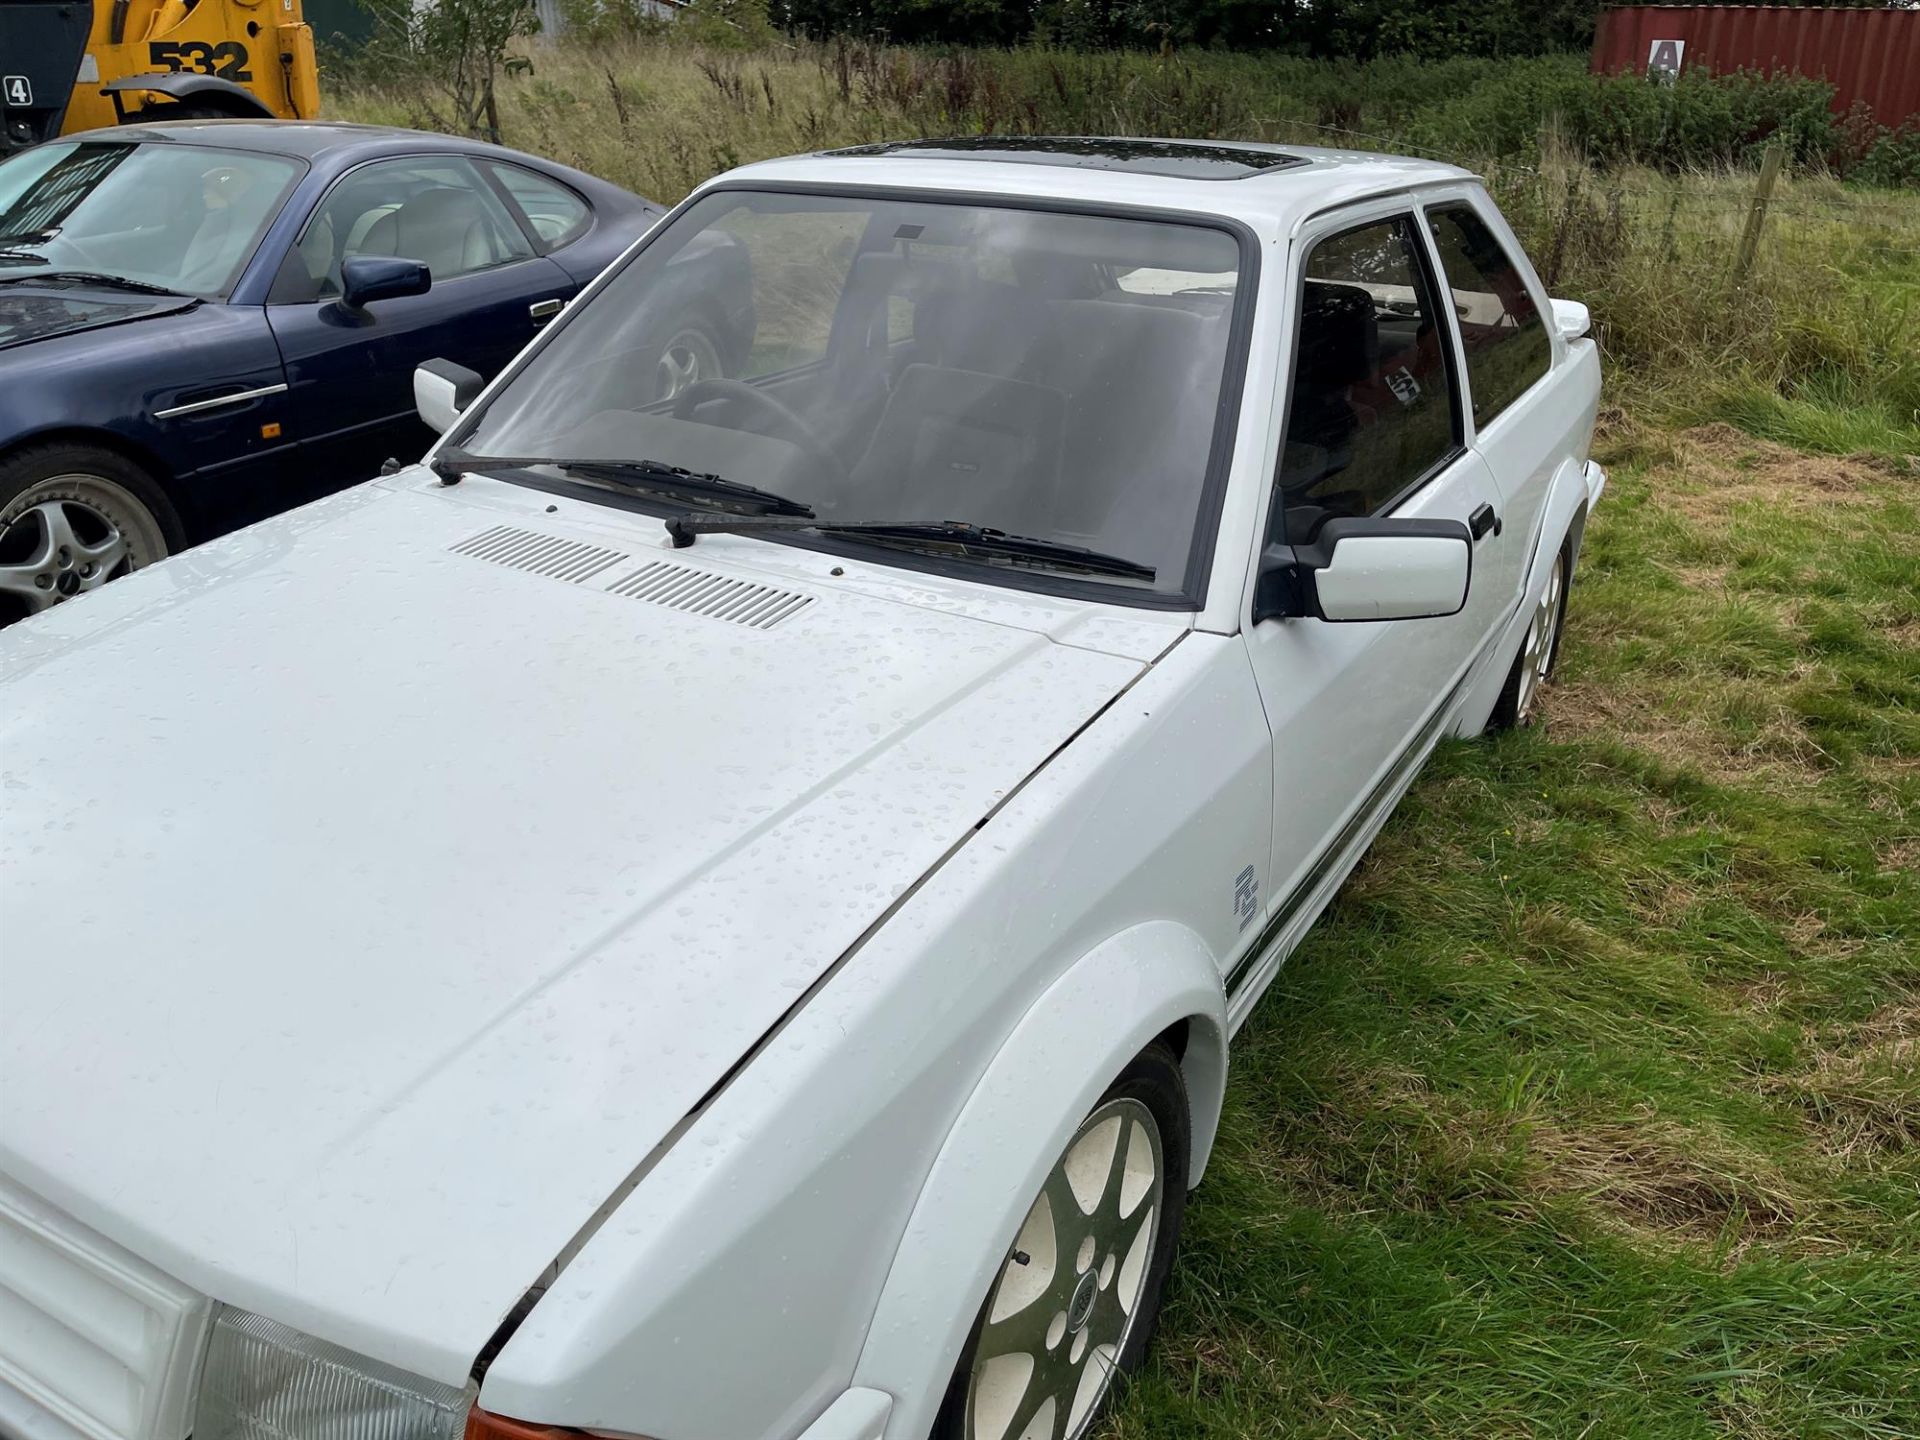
851, 926, 1227, 1440
0, 440, 184, 622
0, 430, 189, 538
931, 1041, 1193, 1440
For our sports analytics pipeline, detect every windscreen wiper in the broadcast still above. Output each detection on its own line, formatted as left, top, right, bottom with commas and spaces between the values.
661, 513, 1156, 582
0, 270, 184, 295
429, 450, 814, 518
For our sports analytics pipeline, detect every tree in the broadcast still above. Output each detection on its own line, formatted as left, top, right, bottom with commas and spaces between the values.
360, 0, 539, 143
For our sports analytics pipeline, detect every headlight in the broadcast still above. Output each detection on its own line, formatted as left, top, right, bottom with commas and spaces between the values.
194, 1307, 473, 1440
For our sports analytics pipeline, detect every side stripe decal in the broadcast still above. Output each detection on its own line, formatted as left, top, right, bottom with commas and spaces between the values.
1224, 667, 1473, 1000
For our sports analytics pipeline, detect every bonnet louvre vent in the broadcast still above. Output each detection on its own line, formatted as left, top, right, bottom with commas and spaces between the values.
451, 525, 628, 583
608, 561, 815, 630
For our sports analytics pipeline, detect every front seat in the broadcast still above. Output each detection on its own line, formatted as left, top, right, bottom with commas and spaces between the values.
846, 363, 1065, 528
355, 187, 503, 278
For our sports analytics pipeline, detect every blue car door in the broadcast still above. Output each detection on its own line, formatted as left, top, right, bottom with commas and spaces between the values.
264, 154, 574, 481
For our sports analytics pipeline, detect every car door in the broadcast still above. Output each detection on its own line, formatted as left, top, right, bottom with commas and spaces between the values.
263, 153, 575, 482
1238, 203, 1514, 983
1418, 194, 1562, 615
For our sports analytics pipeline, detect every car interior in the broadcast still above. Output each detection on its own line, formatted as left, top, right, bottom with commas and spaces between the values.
0, 142, 298, 295
513, 204, 1244, 590
289, 161, 532, 300
1273, 217, 1457, 544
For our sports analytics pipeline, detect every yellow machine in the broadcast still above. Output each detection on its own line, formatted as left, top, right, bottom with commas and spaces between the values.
1, 0, 319, 154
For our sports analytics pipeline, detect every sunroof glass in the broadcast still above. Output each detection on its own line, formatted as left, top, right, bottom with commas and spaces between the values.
826, 137, 1307, 180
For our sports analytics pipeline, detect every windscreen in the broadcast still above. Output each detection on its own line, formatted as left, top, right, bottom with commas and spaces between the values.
456, 189, 1247, 598
0, 141, 300, 296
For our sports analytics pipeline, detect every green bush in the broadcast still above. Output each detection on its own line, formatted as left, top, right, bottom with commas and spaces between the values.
1855, 120, 1920, 189
1395, 65, 1843, 172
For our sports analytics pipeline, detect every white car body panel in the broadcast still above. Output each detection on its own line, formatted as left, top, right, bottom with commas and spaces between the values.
478, 634, 1269, 1440
0, 144, 1602, 1440
792, 1391, 892, 1440
0, 474, 1144, 1384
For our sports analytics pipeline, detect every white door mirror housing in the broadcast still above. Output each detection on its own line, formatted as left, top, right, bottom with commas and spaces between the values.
414, 359, 485, 435
1551, 298, 1591, 340
1254, 516, 1472, 624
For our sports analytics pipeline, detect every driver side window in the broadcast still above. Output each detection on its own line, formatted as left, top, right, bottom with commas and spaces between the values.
281, 156, 534, 302
1272, 214, 1462, 544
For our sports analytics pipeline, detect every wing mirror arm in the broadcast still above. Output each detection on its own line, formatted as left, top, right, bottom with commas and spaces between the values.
1253, 544, 1309, 624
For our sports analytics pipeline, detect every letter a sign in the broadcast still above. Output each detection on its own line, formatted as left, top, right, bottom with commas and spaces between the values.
1647, 38, 1685, 82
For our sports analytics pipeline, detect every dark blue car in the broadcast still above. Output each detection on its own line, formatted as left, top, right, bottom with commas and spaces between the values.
0, 120, 750, 624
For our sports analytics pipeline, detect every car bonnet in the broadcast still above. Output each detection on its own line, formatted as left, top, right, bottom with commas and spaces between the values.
0, 476, 1145, 1384
0, 284, 197, 350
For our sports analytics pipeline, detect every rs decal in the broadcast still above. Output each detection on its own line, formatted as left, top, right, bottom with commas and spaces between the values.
1233, 865, 1258, 930
147, 41, 252, 80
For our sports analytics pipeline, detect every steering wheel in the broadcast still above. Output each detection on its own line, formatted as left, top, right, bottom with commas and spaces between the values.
671, 379, 845, 484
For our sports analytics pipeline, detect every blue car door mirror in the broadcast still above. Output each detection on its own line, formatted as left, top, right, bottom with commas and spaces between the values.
341, 256, 432, 309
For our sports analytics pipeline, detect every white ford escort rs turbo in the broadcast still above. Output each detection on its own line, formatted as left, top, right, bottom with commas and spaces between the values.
0, 138, 1602, 1440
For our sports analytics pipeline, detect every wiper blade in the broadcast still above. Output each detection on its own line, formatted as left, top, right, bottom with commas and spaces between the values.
0, 270, 184, 295
429, 450, 814, 517
0, 250, 49, 266
662, 514, 1157, 582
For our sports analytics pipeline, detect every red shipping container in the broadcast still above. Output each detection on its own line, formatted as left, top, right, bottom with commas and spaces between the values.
1592, 5, 1920, 126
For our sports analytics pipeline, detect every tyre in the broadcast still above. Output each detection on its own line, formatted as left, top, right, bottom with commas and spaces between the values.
1489, 538, 1571, 730
934, 1043, 1190, 1440
0, 444, 181, 626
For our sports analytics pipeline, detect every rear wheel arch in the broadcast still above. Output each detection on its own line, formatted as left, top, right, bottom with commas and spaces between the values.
1461, 456, 1594, 736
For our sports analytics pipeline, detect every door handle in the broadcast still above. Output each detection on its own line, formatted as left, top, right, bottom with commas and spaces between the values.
529, 297, 564, 323
1468, 503, 1500, 541
153, 382, 289, 420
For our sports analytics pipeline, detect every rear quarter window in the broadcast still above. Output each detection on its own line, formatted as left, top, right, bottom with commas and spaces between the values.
487, 163, 592, 251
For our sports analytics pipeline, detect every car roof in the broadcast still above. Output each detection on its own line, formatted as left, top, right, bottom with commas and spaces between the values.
714, 137, 1477, 237
57, 119, 507, 161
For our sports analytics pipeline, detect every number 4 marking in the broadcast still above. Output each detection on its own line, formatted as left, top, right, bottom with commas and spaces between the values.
3, 76, 31, 107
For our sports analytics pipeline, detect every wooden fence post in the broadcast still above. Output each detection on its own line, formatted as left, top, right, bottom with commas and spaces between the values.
1734, 144, 1786, 282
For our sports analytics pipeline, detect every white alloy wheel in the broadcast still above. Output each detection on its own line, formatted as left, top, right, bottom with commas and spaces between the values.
963, 1097, 1166, 1440
1513, 548, 1566, 723
0, 473, 169, 620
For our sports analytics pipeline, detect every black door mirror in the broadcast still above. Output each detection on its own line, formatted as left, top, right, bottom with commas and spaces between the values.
1254, 516, 1473, 624
340, 256, 431, 309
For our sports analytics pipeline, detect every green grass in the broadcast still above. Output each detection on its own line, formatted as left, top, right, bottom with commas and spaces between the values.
1706, 379, 1920, 461
1112, 424, 1919, 1438
328, 39, 1920, 1434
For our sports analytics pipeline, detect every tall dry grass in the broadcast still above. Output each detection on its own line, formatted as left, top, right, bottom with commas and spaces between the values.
329, 36, 1920, 452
